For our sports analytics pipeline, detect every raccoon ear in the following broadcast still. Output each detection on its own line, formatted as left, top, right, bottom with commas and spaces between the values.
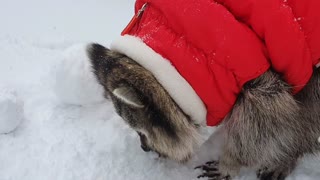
112, 87, 144, 108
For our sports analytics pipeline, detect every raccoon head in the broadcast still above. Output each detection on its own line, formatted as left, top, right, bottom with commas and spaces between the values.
87, 43, 202, 162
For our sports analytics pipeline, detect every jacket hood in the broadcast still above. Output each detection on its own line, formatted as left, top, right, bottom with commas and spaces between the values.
111, 0, 319, 126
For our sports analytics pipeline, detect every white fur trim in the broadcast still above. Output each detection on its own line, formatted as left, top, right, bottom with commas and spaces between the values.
316, 62, 320, 68
111, 35, 207, 125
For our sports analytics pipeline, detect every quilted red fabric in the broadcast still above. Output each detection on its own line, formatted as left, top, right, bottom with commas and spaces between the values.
215, 0, 320, 93
123, 0, 319, 126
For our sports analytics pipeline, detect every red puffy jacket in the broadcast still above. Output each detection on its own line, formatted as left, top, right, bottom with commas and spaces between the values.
112, 0, 320, 126
216, 0, 320, 92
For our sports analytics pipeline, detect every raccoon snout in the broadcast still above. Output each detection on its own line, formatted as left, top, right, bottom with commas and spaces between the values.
137, 131, 151, 152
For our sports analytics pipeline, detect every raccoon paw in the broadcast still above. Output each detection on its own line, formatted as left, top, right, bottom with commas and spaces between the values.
195, 161, 231, 180
257, 168, 287, 180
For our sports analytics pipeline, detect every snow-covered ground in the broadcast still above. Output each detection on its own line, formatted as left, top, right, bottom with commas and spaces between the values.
0, 0, 320, 180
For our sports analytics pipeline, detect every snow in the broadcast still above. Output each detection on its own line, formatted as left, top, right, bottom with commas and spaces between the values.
0, 87, 23, 134
0, 0, 320, 180
53, 44, 105, 105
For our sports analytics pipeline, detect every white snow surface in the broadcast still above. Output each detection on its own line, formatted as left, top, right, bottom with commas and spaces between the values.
0, 87, 23, 134
53, 44, 105, 105
0, 0, 320, 180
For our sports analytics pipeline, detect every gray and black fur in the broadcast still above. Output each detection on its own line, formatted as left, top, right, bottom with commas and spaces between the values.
87, 43, 320, 180
198, 69, 320, 180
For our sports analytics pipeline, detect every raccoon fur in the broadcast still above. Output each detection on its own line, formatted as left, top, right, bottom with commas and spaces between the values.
87, 43, 320, 180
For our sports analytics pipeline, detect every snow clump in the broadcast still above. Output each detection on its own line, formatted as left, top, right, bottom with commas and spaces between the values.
53, 44, 105, 106
0, 87, 23, 134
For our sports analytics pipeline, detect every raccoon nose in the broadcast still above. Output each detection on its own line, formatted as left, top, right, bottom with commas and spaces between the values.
141, 145, 151, 152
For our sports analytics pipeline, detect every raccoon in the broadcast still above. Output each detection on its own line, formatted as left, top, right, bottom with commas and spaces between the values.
87, 43, 320, 180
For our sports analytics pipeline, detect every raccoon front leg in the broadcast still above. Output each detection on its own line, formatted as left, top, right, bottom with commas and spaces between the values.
217, 148, 242, 178
220, 70, 308, 179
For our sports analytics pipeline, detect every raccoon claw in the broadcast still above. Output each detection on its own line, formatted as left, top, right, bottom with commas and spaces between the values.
195, 161, 219, 170
197, 173, 230, 180
196, 161, 230, 180
206, 161, 219, 166
195, 164, 218, 172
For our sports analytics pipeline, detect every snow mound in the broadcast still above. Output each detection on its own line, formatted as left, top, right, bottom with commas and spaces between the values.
0, 87, 23, 134
53, 44, 105, 105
